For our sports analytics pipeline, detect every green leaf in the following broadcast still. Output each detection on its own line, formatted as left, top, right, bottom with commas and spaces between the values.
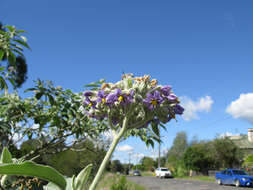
8, 50, 16, 64
16, 30, 27, 33
159, 123, 167, 131
13, 39, 30, 49
48, 95, 55, 105
45, 177, 73, 190
4, 25, 15, 33
0, 76, 8, 90
74, 164, 92, 190
0, 66, 5, 72
44, 182, 61, 190
0, 50, 4, 61
35, 92, 44, 100
8, 78, 15, 88
151, 122, 159, 137
0, 161, 66, 190
24, 88, 37, 93
12, 48, 24, 57
94, 79, 106, 84
146, 139, 154, 148
83, 84, 100, 87
0, 147, 13, 164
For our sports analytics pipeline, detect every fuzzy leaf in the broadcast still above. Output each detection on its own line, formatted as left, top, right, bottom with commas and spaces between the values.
0, 50, 4, 61
0, 161, 66, 190
0, 147, 13, 164
74, 164, 92, 190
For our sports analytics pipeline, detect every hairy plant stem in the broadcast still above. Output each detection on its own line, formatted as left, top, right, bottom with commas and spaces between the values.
88, 116, 129, 190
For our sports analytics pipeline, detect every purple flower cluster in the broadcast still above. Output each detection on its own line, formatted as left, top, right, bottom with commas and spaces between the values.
83, 76, 184, 129
143, 90, 163, 110
83, 89, 135, 122
106, 89, 134, 106
143, 86, 178, 111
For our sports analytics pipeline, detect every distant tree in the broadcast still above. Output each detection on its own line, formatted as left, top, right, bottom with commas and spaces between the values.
110, 160, 124, 173
165, 131, 188, 167
140, 156, 156, 171
211, 137, 243, 168
183, 144, 214, 175
243, 154, 253, 169
156, 156, 166, 167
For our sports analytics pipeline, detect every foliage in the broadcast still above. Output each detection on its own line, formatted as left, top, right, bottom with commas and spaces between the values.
110, 160, 124, 173
182, 137, 243, 175
0, 147, 93, 190
183, 144, 213, 175
96, 173, 147, 190
164, 131, 188, 175
111, 175, 127, 190
0, 80, 107, 160
243, 154, 253, 168
211, 137, 243, 168
140, 157, 156, 171
168, 131, 188, 158
0, 23, 29, 91
43, 139, 107, 178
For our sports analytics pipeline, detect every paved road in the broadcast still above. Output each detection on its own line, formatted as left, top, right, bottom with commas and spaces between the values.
127, 176, 253, 190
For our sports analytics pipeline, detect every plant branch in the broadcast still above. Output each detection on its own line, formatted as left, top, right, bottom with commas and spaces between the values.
88, 116, 129, 190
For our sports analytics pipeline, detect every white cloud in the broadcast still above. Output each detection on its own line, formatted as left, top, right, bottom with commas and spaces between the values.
226, 93, 253, 124
133, 153, 145, 159
116, 145, 133, 152
180, 96, 214, 121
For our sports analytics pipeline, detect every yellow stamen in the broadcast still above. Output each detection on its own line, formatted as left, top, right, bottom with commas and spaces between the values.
151, 100, 157, 106
102, 98, 106, 103
118, 96, 124, 102
88, 102, 93, 107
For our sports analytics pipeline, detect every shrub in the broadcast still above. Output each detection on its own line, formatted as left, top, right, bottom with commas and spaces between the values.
111, 176, 128, 190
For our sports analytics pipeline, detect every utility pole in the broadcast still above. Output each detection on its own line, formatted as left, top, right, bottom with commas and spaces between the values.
128, 152, 132, 173
135, 153, 139, 170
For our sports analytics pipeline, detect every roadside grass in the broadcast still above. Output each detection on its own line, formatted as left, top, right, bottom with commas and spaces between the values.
176, 175, 215, 182
140, 171, 154, 177
96, 173, 147, 190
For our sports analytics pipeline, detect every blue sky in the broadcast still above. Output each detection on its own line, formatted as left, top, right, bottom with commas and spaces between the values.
1, 0, 253, 163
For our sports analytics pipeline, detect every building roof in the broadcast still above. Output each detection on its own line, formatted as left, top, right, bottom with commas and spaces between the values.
231, 135, 253, 149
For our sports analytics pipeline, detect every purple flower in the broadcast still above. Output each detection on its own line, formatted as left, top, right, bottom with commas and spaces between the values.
84, 98, 97, 108
161, 85, 171, 96
143, 90, 163, 110
167, 94, 177, 101
174, 104, 184, 115
106, 91, 118, 105
97, 90, 107, 103
83, 91, 93, 97
106, 89, 134, 106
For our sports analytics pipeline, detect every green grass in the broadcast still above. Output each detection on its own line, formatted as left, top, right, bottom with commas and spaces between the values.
96, 173, 147, 190
140, 171, 154, 177
176, 175, 215, 182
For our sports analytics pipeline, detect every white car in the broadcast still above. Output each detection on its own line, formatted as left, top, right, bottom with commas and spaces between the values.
155, 168, 172, 178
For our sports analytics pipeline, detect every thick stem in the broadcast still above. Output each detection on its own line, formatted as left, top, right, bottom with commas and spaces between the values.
88, 117, 128, 190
